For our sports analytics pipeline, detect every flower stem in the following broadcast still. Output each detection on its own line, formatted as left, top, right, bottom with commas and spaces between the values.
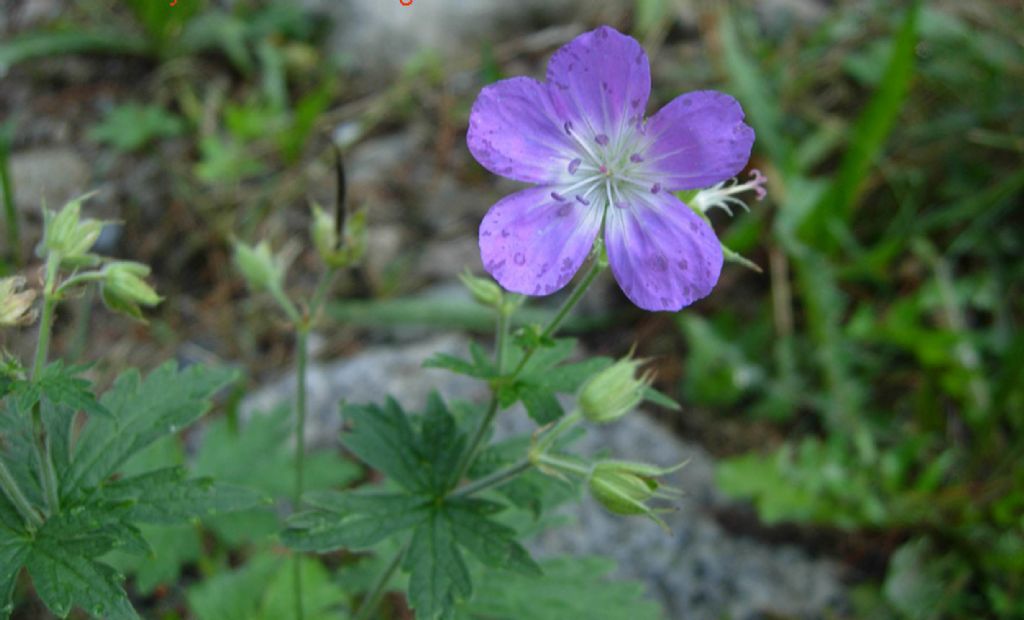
495, 307, 510, 374
290, 268, 335, 620
452, 257, 606, 489
31, 254, 61, 516
292, 325, 309, 620
353, 544, 407, 620
450, 458, 531, 499
511, 255, 606, 377
0, 460, 42, 529
535, 453, 591, 477
31, 255, 61, 378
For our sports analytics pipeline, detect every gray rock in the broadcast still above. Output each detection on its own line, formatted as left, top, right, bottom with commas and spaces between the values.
9, 147, 91, 214
303, 0, 624, 80
240, 334, 487, 446
240, 334, 848, 619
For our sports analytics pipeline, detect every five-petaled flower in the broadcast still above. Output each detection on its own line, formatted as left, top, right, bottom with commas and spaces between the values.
468, 26, 755, 311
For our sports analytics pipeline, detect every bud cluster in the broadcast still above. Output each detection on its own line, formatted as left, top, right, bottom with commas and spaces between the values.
36, 193, 163, 322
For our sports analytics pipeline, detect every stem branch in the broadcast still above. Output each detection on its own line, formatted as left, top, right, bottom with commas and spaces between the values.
30, 254, 61, 515
451, 458, 531, 498
354, 545, 407, 620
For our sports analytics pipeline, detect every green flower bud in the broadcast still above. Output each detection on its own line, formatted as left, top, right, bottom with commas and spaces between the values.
100, 261, 162, 321
309, 204, 366, 269
233, 240, 285, 293
0, 276, 38, 327
588, 459, 684, 530
42, 193, 106, 266
311, 204, 339, 263
459, 269, 503, 308
578, 355, 653, 424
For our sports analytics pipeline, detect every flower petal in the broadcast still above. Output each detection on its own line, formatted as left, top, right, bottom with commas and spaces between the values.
467, 76, 577, 184
642, 91, 754, 190
480, 186, 603, 296
546, 26, 651, 138
604, 191, 723, 311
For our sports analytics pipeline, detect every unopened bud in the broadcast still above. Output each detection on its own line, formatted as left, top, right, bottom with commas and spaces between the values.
459, 270, 503, 308
588, 460, 684, 530
100, 261, 161, 321
233, 240, 284, 293
309, 204, 366, 269
0, 276, 38, 327
43, 194, 106, 266
578, 355, 652, 424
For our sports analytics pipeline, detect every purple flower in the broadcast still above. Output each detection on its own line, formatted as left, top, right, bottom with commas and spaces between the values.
467, 26, 755, 311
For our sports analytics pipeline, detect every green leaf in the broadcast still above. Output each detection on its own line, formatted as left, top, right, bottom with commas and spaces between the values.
283, 491, 430, 552
343, 395, 464, 495
7, 362, 109, 419
445, 499, 540, 576
423, 352, 496, 380
343, 398, 429, 493
188, 553, 349, 620
404, 510, 472, 620
419, 393, 467, 493
62, 362, 237, 501
36, 499, 148, 558
0, 526, 29, 620
103, 466, 265, 525
457, 556, 662, 620
26, 542, 139, 620
105, 523, 202, 595
254, 553, 350, 620
187, 554, 280, 620
88, 104, 185, 152
516, 386, 564, 425
508, 340, 611, 424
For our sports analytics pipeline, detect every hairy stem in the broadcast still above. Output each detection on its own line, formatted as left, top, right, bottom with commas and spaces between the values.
451, 458, 531, 499
452, 258, 606, 489
292, 325, 309, 620
354, 545, 407, 620
0, 460, 42, 529
31, 254, 61, 515
511, 256, 606, 377
290, 268, 335, 620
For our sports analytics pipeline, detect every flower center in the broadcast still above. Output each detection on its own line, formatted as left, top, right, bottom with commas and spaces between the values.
559, 120, 656, 212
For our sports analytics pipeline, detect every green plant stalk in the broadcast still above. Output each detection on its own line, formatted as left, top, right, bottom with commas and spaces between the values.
534, 454, 591, 477
450, 458, 532, 499
31, 254, 62, 515
293, 325, 309, 620
0, 123, 18, 265
353, 544, 407, 620
0, 459, 42, 529
291, 268, 336, 620
453, 258, 606, 488
511, 256, 606, 377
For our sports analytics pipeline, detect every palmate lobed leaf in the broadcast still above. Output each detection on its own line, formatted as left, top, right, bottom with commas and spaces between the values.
60, 361, 238, 502
25, 541, 139, 620
404, 499, 540, 620
6, 361, 110, 419
405, 509, 472, 620
0, 524, 29, 620
342, 393, 464, 495
456, 556, 662, 620
283, 491, 431, 553
102, 466, 266, 525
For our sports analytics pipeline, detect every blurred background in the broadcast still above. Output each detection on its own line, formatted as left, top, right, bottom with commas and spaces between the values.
1, 0, 1022, 618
